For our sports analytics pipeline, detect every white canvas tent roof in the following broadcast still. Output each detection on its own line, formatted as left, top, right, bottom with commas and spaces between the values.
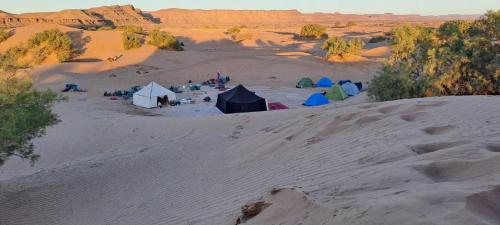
133, 82, 176, 108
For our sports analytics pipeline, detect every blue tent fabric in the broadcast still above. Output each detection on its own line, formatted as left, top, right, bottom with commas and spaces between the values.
304, 93, 330, 106
338, 80, 352, 85
316, 77, 334, 87
354, 82, 363, 91
341, 82, 360, 96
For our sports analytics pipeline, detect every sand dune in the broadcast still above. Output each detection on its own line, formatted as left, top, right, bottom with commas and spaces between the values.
0, 12, 498, 225
0, 96, 499, 225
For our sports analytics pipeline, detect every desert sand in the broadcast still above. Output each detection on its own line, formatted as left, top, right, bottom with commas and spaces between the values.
0, 9, 499, 225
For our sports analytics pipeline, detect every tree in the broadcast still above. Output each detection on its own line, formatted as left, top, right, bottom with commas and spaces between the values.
368, 10, 500, 101
148, 29, 184, 51
0, 64, 63, 166
323, 37, 364, 59
300, 24, 328, 39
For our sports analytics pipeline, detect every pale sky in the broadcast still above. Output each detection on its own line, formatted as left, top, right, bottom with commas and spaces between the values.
1, 0, 498, 15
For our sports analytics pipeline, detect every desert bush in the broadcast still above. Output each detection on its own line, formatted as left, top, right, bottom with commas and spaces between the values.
148, 29, 184, 51
0, 29, 12, 43
322, 37, 364, 59
26, 29, 73, 62
333, 22, 342, 28
117, 25, 144, 34
122, 31, 142, 50
300, 24, 328, 39
226, 26, 241, 39
346, 21, 357, 27
368, 10, 500, 101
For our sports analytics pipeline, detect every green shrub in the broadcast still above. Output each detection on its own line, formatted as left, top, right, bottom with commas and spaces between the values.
322, 37, 364, 59
226, 26, 241, 40
368, 10, 500, 101
122, 32, 142, 50
117, 25, 144, 34
26, 29, 73, 63
0, 29, 12, 43
368, 66, 430, 101
300, 24, 328, 39
148, 29, 184, 51
346, 21, 357, 27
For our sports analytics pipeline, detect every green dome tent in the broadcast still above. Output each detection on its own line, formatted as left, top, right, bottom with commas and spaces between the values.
296, 77, 314, 88
326, 85, 348, 101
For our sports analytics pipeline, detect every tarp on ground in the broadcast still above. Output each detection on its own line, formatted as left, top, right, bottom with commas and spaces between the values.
296, 77, 314, 88
216, 85, 268, 114
342, 82, 360, 96
326, 85, 348, 101
304, 93, 330, 106
268, 102, 289, 110
316, 77, 334, 88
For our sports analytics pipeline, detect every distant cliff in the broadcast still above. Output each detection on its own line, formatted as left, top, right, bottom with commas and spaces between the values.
0, 5, 480, 28
149, 9, 480, 25
0, 5, 153, 28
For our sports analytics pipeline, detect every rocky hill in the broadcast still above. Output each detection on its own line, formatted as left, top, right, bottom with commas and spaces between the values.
0, 5, 153, 28
150, 8, 480, 25
0, 5, 479, 28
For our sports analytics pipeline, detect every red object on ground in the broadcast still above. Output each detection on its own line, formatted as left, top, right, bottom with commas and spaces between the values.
110, 96, 119, 100
268, 102, 289, 110
219, 88, 228, 91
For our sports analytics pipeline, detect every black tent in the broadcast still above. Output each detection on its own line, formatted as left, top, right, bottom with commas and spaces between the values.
216, 85, 268, 114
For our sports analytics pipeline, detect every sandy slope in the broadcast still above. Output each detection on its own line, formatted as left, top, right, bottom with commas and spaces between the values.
0, 96, 499, 225
1, 23, 499, 225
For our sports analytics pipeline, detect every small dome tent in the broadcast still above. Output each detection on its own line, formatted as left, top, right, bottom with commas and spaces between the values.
326, 85, 348, 101
341, 82, 360, 96
296, 77, 314, 88
133, 82, 176, 108
304, 93, 330, 106
316, 77, 334, 88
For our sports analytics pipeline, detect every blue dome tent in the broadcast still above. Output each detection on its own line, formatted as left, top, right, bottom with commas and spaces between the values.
341, 82, 360, 96
316, 77, 334, 88
304, 93, 330, 106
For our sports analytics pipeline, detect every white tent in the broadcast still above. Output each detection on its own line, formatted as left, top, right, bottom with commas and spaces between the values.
133, 82, 176, 108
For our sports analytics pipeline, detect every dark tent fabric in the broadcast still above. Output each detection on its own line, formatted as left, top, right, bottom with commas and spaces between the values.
216, 85, 268, 114
304, 93, 330, 106
354, 82, 363, 91
316, 77, 334, 87
338, 80, 352, 85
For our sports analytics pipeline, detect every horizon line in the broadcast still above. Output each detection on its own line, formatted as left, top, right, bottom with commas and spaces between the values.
3, 5, 486, 17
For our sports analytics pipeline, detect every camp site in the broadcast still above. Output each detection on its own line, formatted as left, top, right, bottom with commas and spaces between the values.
1, 2, 499, 225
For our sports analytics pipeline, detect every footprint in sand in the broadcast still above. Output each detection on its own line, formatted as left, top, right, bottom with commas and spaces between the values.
410, 140, 471, 155
400, 112, 431, 122
485, 142, 500, 152
465, 186, 500, 223
421, 125, 458, 135
377, 104, 405, 114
